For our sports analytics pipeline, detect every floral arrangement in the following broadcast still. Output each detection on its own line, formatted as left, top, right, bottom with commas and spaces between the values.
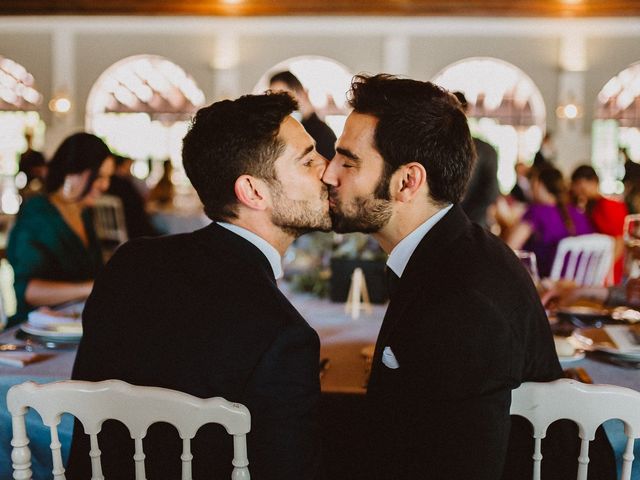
285, 232, 386, 297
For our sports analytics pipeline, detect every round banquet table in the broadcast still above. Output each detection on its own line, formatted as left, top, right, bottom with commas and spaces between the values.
1, 288, 639, 479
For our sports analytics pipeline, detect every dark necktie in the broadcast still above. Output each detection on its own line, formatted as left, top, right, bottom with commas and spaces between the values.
385, 266, 401, 300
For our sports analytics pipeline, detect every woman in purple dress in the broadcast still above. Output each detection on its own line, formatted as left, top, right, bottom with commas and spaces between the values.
506, 166, 593, 278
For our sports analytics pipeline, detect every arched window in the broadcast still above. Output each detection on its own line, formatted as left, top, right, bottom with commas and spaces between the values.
432, 57, 546, 193
0, 55, 44, 214
594, 61, 640, 194
253, 55, 353, 137
86, 55, 205, 185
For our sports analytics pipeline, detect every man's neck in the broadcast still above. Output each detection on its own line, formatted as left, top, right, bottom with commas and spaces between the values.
373, 202, 444, 255
223, 214, 294, 256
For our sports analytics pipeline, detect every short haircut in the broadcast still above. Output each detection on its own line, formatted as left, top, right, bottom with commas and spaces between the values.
269, 71, 304, 92
452, 91, 468, 109
182, 92, 297, 221
348, 74, 475, 205
45, 133, 111, 196
571, 165, 599, 183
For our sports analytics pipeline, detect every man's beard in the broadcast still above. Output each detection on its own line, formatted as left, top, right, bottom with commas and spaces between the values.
270, 183, 332, 237
329, 166, 393, 234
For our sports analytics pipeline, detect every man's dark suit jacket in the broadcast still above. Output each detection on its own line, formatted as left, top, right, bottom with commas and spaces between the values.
67, 223, 321, 480
366, 205, 615, 480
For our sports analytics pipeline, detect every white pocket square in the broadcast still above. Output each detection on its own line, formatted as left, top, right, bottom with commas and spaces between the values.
382, 346, 400, 369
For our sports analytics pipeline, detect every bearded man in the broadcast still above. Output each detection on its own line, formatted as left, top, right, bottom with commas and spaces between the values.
323, 74, 615, 480
68, 92, 331, 480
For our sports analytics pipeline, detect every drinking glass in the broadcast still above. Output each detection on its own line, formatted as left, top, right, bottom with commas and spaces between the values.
515, 250, 540, 286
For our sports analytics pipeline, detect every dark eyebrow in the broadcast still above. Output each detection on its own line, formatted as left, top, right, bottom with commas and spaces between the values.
336, 147, 359, 162
296, 145, 314, 161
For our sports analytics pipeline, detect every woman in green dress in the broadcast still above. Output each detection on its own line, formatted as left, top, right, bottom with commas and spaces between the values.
7, 133, 115, 327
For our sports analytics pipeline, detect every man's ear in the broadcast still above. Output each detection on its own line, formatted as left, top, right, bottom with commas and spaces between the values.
393, 162, 428, 202
234, 175, 269, 211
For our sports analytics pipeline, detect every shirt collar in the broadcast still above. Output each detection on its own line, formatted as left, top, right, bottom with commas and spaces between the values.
216, 222, 283, 280
386, 204, 453, 278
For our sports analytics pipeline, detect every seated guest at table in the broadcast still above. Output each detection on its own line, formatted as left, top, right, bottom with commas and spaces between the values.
322, 74, 614, 480
571, 165, 628, 284
68, 92, 330, 480
506, 166, 593, 278
106, 154, 159, 239
6, 133, 114, 328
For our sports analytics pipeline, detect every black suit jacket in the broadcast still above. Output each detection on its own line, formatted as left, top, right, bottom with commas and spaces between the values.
67, 223, 321, 480
366, 205, 614, 480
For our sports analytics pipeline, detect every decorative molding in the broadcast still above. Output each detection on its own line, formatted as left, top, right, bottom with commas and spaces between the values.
2, 1, 640, 18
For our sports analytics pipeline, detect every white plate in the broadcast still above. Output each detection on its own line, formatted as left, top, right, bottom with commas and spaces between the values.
559, 352, 586, 364
558, 305, 609, 317
20, 322, 82, 341
572, 326, 640, 360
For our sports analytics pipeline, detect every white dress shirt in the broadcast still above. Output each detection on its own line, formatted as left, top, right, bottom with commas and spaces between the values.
217, 222, 283, 280
386, 204, 453, 278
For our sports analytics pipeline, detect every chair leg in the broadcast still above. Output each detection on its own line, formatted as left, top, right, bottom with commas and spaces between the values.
11, 412, 33, 480
231, 435, 250, 480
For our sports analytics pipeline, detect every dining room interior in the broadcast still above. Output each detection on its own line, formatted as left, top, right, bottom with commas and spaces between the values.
2, 1, 640, 479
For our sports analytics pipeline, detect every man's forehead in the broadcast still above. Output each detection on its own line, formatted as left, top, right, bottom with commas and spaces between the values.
338, 112, 378, 150
278, 115, 314, 151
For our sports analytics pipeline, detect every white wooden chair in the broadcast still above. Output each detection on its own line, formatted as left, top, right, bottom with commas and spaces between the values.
511, 378, 640, 480
549, 234, 615, 286
7, 380, 251, 480
93, 194, 128, 246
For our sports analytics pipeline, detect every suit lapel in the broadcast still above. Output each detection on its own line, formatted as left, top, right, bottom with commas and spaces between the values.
369, 206, 472, 386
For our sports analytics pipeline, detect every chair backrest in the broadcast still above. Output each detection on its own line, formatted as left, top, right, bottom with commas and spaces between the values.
511, 378, 640, 480
93, 194, 128, 246
7, 380, 251, 480
549, 234, 615, 286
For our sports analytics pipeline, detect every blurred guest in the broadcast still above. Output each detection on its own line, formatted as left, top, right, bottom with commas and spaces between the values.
17, 134, 47, 199
510, 161, 532, 204
147, 161, 175, 210
270, 70, 337, 160
507, 167, 593, 278
571, 165, 628, 283
454, 92, 499, 228
107, 154, 159, 238
622, 156, 640, 214
533, 131, 555, 168
6, 133, 114, 327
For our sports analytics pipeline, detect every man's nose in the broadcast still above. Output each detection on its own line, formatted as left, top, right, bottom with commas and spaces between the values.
322, 159, 338, 186
317, 154, 329, 178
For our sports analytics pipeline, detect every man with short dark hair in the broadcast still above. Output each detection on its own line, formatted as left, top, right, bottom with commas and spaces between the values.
68, 92, 330, 480
323, 74, 615, 479
270, 70, 337, 160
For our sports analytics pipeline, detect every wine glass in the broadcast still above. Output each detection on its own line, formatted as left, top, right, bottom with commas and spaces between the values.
515, 250, 540, 286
